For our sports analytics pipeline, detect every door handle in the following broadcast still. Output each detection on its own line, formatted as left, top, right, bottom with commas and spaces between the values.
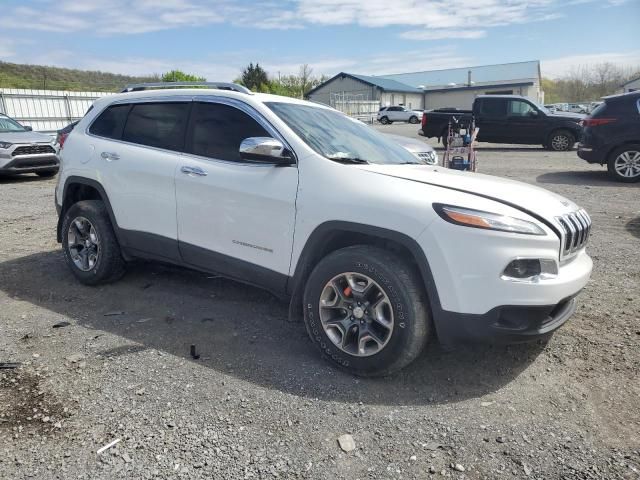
181, 166, 208, 177
101, 151, 120, 161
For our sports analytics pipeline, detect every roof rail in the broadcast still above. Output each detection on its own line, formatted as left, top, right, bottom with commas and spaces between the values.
120, 82, 251, 94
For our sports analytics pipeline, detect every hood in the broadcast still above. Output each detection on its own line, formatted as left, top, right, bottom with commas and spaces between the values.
548, 111, 585, 121
383, 133, 435, 153
356, 164, 579, 222
0, 131, 54, 144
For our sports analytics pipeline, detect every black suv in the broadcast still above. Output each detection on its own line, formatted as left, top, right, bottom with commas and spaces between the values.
577, 91, 640, 183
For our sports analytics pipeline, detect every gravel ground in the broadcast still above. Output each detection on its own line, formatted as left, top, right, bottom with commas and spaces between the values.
1, 124, 639, 479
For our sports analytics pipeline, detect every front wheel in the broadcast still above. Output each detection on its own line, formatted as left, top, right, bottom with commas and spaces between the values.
607, 145, 640, 183
548, 130, 575, 151
61, 200, 126, 285
303, 246, 430, 377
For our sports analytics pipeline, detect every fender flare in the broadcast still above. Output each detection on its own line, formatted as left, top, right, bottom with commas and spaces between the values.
286, 221, 445, 333
56, 176, 122, 244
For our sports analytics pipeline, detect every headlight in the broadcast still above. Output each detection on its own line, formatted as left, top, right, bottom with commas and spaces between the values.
434, 204, 546, 235
0, 141, 13, 149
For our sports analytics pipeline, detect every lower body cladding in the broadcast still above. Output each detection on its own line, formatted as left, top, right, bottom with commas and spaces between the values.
0, 154, 59, 174
418, 226, 593, 345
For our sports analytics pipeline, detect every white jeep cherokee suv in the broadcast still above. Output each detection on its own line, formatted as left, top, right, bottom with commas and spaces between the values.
55, 82, 593, 376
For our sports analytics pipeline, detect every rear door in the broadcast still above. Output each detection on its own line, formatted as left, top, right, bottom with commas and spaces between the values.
87, 100, 189, 260
475, 98, 508, 142
174, 99, 298, 292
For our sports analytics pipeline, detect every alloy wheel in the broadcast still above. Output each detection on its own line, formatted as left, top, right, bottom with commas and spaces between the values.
614, 150, 640, 178
551, 134, 570, 151
67, 216, 100, 272
319, 272, 394, 357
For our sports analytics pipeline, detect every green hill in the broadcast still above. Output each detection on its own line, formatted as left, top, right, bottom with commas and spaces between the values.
0, 61, 159, 92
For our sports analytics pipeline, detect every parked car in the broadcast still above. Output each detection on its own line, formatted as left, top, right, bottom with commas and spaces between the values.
56, 83, 592, 376
377, 106, 422, 124
0, 113, 59, 177
383, 133, 438, 165
567, 103, 588, 114
544, 104, 558, 113
577, 90, 640, 183
420, 95, 584, 151
55, 120, 79, 148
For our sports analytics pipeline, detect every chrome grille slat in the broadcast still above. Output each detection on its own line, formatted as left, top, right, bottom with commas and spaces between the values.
555, 209, 591, 260
12, 144, 56, 157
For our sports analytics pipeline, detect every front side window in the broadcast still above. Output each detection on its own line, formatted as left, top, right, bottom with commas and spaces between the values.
0, 115, 27, 132
266, 102, 420, 165
508, 100, 537, 116
89, 104, 130, 139
122, 102, 190, 151
187, 102, 270, 162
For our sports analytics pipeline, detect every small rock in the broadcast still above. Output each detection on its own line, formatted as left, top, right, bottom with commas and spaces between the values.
42, 416, 50, 423
451, 463, 465, 472
32, 353, 40, 359
135, 388, 145, 396
480, 401, 494, 407
409, 455, 417, 462
523, 463, 532, 476
337, 434, 356, 452
122, 453, 132, 463
66, 353, 85, 364
496, 436, 506, 443
428, 466, 436, 474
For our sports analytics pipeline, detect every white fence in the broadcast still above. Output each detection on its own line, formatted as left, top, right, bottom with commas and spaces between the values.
330, 92, 379, 123
0, 88, 113, 133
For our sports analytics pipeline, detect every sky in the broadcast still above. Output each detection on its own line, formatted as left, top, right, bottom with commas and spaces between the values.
1, 0, 639, 82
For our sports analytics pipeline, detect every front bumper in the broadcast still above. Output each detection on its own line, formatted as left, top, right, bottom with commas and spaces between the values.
0, 153, 59, 174
435, 295, 578, 345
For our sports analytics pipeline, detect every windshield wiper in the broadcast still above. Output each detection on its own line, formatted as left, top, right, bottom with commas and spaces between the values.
326, 154, 369, 164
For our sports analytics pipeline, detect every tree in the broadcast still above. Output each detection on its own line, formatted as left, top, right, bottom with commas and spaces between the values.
240, 63, 269, 91
161, 70, 205, 82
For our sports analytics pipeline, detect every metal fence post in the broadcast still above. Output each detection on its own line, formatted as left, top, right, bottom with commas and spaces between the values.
63, 94, 73, 123
0, 92, 6, 114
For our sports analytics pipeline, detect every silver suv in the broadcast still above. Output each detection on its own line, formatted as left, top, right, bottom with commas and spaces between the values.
0, 114, 59, 177
377, 106, 422, 125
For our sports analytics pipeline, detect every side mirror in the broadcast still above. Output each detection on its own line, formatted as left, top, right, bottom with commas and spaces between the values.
528, 110, 539, 118
239, 137, 294, 165
24, 126, 33, 131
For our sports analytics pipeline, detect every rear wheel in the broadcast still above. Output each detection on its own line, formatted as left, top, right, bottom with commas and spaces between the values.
409, 116, 419, 124
36, 169, 58, 178
61, 200, 126, 285
548, 130, 575, 151
303, 245, 430, 377
379, 116, 389, 125
607, 145, 640, 183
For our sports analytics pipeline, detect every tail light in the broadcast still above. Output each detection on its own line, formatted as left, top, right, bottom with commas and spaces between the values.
421, 112, 427, 128
58, 132, 69, 149
581, 118, 616, 127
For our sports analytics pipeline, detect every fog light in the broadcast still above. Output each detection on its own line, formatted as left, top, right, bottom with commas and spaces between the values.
502, 258, 558, 282
504, 259, 541, 279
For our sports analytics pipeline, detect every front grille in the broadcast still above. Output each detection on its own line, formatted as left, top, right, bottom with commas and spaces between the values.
12, 144, 56, 156
555, 209, 591, 259
416, 151, 437, 165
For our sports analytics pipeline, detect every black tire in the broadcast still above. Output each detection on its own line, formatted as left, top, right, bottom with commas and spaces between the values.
409, 116, 419, 124
303, 245, 430, 377
547, 130, 575, 151
61, 200, 126, 285
607, 144, 640, 183
36, 169, 58, 178
379, 116, 389, 125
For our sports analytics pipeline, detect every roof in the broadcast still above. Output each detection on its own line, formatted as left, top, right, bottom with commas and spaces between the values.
422, 81, 533, 93
380, 60, 540, 90
306, 72, 423, 96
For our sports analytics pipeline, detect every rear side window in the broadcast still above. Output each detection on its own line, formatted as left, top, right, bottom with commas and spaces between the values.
89, 104, 129, 139
122, 102, 190, 151
478, 98, 507, 117
187, 102, 269, 162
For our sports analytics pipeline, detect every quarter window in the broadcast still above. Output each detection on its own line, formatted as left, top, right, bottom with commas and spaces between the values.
89, 104, 130, 139
122, 102, 190, 151
479, 99, 507, 117
187, 102, 270, 162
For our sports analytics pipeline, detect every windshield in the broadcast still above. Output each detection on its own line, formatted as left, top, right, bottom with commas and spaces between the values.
266, 102, 420, 165
0, 115, 26, 133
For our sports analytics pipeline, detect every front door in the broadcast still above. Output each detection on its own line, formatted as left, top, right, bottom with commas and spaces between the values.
175, 100, 299, 292
505, 99, 542, 144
